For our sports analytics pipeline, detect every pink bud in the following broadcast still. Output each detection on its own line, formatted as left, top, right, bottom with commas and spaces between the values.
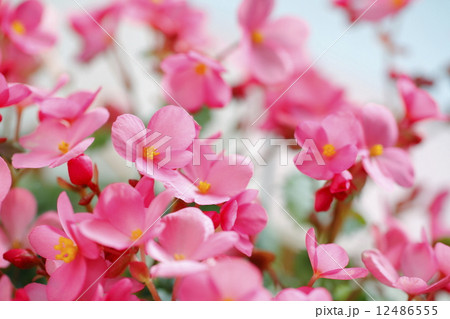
68, 154, 93, 186
3, 249, 40, 269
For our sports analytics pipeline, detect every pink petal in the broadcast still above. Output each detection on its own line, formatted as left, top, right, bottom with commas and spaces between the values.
135, 177, 155, 207
401, 242, 437, 282
360, 103, 398, 148
12, 151, 59, 169
0, 229, 10, 268
0, 275, 13, 301
14, 0, 43, 30
362, 250, 398, 287
177, 271, 219, 301
111, 114, 146, 161
146, 240, 173, 262
238, 0, 274, 30
376, 148, 414, 188
39, 98, 81, 120
203, 72, 231, 108
78, 218, 133, 251
68, 108, 109, 144
0, 188, 36, 242
305, 228, 318, 270
394, 276, 428, 296
0, 157, 11, 203
49, 138, 94, 168
191, 231, 238, 260
150, 260, 208, 278
23, 283, 48, 301
220, 200, 238, 231
315, 243, 350, 274
28, 225, 67, 260
248, 43, 293, 84
144, 189, 174, 229
435, 242, 450, 275
47, 256, 87, 301
321, 267, 368, 280
233, 203, 268, 235
5, 83, 31, 105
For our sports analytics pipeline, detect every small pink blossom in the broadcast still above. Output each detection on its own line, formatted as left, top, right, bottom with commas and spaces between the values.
112, 105, 196, 181
147, 208, 238, 278
0, 72, 31, 108
294, 112, 359, 180
161, 51, 231, 113
358, 103, 414, 188
274, 287, 332, 301
306, 228, 368, 282
1, 0, 56, 54
164, 143, 253, 205
12, 108, 109, 168
397, 75, 446, 125
238, 0, 309, 84
177, 258, 272, 301
219, 190, 268, 256
333, 0, 412, 23
78, 183, 174, 251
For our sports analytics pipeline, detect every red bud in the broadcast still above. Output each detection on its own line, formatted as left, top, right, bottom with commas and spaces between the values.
3, 249, 40, 269
68, 155, 93, 186
314, 187, 333, 212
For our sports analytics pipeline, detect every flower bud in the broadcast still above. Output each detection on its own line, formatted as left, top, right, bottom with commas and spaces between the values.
314, 187, 333, 212
129, 261, 150, 283
68, 155, 93, 186
3, 249, 40, 269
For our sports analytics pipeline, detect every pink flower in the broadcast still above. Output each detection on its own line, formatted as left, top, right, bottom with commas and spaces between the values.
362, 240, 450, 296
1, 0, 56, 54
262, 69, 350, 138
274, 287, 332, 301
38, 88, 101, 122
372, 222, 409, 270
70, 3, 122, 62
294, 112, 359, 180
147, 208, 238, 278
28, 192, 106, 300
12, 108, 109, 168
111, 105, 196, 181
219, 190, 268, 256
78, 183, 174, 251
163, 143, 253, 205
0, 274, 14, 301
306, 228, 368, 282
333, 0, 412, 23
0, 73, 31, 108
161, 51, 231, 113
358, 103, 414, 188
429, 190, 450, 242
0, 157, 11, 206
397, 75, 446, 125
238, 0, 309, 84
94, 278, 143, 301
177, 258, 272, 300
0, 188, 37, 267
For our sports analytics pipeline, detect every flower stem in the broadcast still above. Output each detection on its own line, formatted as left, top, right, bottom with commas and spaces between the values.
14, 106, 23, 142
145, 279, 161, 301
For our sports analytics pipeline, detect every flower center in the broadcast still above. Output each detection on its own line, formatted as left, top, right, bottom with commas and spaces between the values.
11, 20, 26, 35
54, 237, 78, 263
197, 181, 211, 194
58, 141, 70, 154
322, 144, 336, 157
251, 31, 264, 44
143, 146, 160, 160
131, 229, 143, 241
195, 63, 208, 75
174, 253, 185, 261
370, 144, 384, 157
392, 0, 405, 8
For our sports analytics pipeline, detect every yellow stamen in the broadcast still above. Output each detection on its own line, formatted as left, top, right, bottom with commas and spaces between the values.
12, 240, 21, 249
251, 31, 264, 44
54, 237, 78, 263
197, 181, 211, 194
150, 0, 163, 4
143, 146, 160, 160
322, 144, 336, 157
223, 297, 234, 301
195, 63, 208, 75
11, 20, 26, 35
174, 253, 185, 261
131, 229, 143, 241
58, 141, 70, 154
370, 144, 384, 157
392, 0, 405, 8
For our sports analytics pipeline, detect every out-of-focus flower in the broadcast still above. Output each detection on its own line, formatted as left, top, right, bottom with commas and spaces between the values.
164, 143, 253, 205
219, 190, 267, 256
0, 274, 14, 301
147, 208, 238, 278
0, 73, 31, 108
12, 108, 109, 168
161, 51, 231, 113
261, 70, 350, 138
372, 222, 409, 270
306, 228, 368, 281
333, 0, 413, 23
28, 192, 106, 300
274, 287, 332, 301
294, 112, 359, 180
78, 183, 174, 250
70, 3, 122, 62
112, 105, 196, 181
238, 0, 309, 84
1, 0, 56, 54
93, 278, 143, 301
358, 103, 414, 189
397, 75, 446, 125
177, 258, 272, 300
38, 88, 101, 122
362, 239, 450, 296
429, 190, 450, 242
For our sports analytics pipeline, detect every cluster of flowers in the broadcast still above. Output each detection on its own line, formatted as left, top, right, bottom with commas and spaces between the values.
0, 0, 449, 301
